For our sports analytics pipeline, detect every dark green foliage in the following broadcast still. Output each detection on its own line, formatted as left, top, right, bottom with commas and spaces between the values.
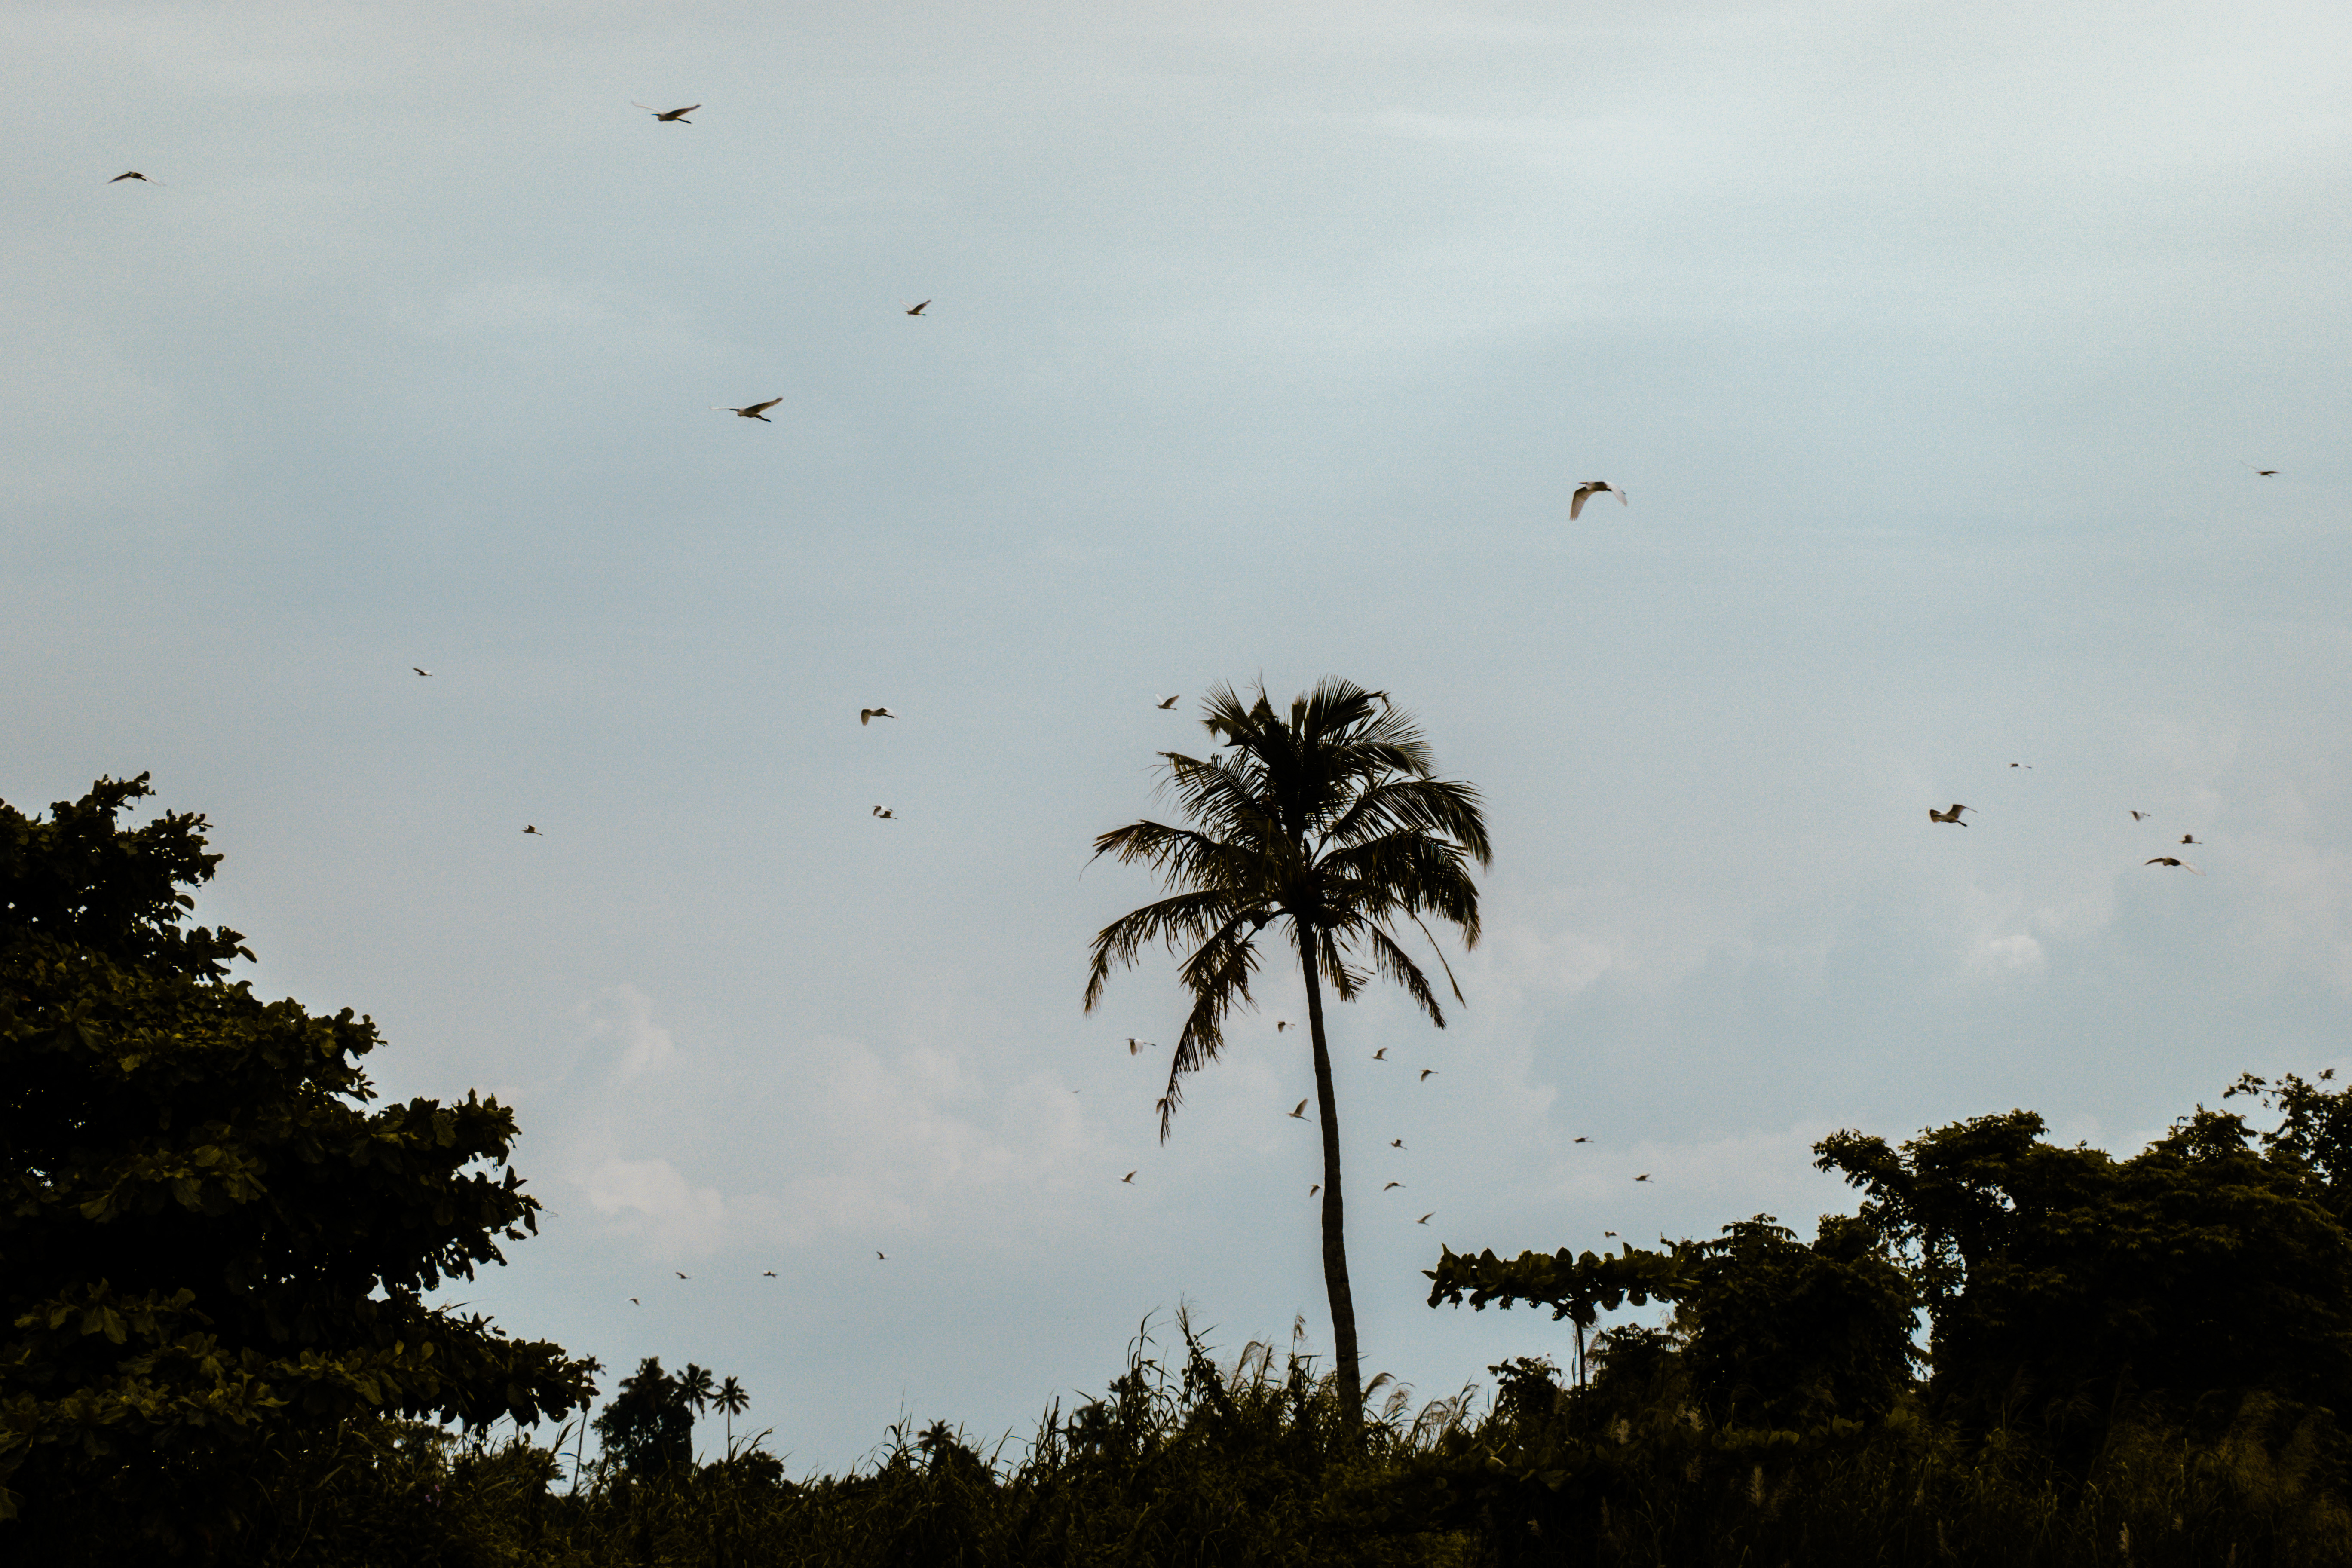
1428, 1213, 1917, 1428
1816, 1104, 2352, 1446
592, 1359, 706, 1475
0, 775, 596, 1547
70, 1311, 2352, 1567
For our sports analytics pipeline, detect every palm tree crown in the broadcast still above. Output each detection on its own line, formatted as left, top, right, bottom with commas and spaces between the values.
1084, 677, 1489, 1428
714, 1375, 750, 1453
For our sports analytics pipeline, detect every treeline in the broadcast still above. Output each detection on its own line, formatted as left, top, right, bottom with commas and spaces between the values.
10, 775, 2352, 1565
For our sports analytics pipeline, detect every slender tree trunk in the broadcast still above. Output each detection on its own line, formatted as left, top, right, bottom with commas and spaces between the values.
1299, 931, 1363, 1434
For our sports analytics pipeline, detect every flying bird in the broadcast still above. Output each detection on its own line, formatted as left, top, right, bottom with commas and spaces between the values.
2146, 858, 2204, 873
523, 825, 543, 836
2242, 463, 2278, 476
108, 171, 162, 184
1383, 1181, 1403, 1191
1372, 1048, 1387, 1060
1390, 1138, 1404, 1149
876, 1251, 887, 1260
763, 1271, 777, 1277
2132, 811, 2151, 821
2010, 763, 2032, 769
1635, 1173, 1651, 1182
2180, 834, 2201, 845
1417, 1213, 1433, 1225
904, 300, 930, 316
1155, 694, 1180, 709
872, 806, 896, 819
1310, 1184, 1320, 1196
676, 1271, 689, 1280
630, 1297, 640, 1305
1604, 1231, 1617, 1238
1573, 1136, 1590, 1144
1277, 1020, 1290, 1032
1929, 804, 1972, 825
1420, 1069, 1438, 1081
1569, 481, 1626, 521
860, 707, 897, 724
1288, 1099, 1308, 1120
717, 397, 782, 421
412, 667, 431, 677
634, 102, 700, 122
1127, 1037, 1152, 1055
1122, 1171, 1136, 1184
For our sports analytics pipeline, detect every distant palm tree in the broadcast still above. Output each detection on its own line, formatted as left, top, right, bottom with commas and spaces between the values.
677, 1362, 713, 1404
1084, 677, 1489, 1431
715, 1375, 750, 1453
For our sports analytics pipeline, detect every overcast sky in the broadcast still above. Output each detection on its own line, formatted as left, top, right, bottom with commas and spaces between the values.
7, 0, 2352, 1472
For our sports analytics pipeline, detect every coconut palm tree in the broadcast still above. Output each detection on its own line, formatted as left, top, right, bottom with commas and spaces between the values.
1084, 677, 1489, 1430
715, 1375, 750, 1453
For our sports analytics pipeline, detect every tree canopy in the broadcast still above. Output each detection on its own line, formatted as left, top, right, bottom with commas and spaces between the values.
1817, 1103, 2352, 1448
0, 774, 595, 1539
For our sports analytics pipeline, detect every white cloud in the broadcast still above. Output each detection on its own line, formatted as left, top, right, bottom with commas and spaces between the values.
579, 1156, 728, 1251
576, 984, 674, 1081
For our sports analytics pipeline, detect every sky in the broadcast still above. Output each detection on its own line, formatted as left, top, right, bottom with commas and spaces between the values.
6, 0, 2352, 1473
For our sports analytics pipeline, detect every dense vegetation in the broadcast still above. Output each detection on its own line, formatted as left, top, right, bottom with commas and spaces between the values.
0, 776, 596, 1553
11, 772, 2352, 1563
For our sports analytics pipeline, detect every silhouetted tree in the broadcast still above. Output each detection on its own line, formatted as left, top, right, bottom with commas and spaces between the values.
593, 1357, 694, 1474
1086, 679, 1489, 1432
0, 775, 594, 1547
1817, 1103, 2352, 1453
716, 1375, 750, 1452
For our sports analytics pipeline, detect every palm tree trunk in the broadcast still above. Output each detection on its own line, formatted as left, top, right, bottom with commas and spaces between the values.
1299, 933, 1363, 1434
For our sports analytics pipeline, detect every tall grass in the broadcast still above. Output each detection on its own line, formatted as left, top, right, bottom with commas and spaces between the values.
24, 1316, 2350, 1565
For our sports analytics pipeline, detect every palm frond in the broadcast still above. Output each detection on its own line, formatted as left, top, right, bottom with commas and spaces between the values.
1158, 922, 1265, 1140
1084, 888, 1252, 1011
1363, 922, 1445, 1026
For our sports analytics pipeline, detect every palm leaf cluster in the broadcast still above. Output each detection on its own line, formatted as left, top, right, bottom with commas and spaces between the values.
1084, 678, 1490, 1137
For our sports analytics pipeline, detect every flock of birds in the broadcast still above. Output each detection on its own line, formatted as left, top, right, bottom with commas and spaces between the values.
1930, 788, 2214, 876
101, 117, 2281, 1305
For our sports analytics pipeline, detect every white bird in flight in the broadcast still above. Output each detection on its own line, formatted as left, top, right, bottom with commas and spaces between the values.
1417, 1213, 1433, 1225
2146, 857, 2204, 874
717, 398, 782, 421
1121, 1170, 1136, 1184
1127, 1037, 1152, 1055
1155, 695, 1180, 709
413, 667, 431, 677
872, 806, 896, 820
522, 825, 543, 836
1372, 1047, 1387, 1060
634, 103, 700, 122
2132, 810, 2152, 821
1929, 804, 1972, 825
861, 707, 897, 725
1569, 481, 1626, 521
1288, 1099, 1308, 1120
904, 300, 931, 316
